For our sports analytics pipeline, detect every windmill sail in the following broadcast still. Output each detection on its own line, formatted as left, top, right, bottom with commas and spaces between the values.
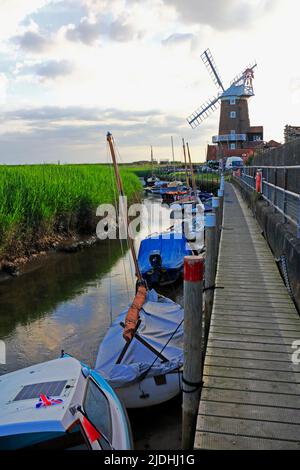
187, 95, 220, 129
201, 48, 225, 91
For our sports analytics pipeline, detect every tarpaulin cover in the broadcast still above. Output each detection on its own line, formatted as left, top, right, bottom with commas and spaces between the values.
137, 232, 192, 274
95, 290, 183, 388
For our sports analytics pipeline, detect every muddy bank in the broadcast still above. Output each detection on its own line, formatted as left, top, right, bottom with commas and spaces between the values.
0, 233, 100, 280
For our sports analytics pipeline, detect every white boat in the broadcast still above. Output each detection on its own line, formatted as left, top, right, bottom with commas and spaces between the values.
0, 356, 132, 450
96, 289, 183, 408
97, 132, 184, 408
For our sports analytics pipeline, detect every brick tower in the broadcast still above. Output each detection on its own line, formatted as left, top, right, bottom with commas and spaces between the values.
187, 50, 263, 161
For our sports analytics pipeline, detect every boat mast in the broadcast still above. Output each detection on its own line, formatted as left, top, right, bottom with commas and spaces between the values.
106, 132, 143, 282
186, 142, 197, 195
171, 136, 175, 177
182, 138, 190, 189
151, 145, 154, 178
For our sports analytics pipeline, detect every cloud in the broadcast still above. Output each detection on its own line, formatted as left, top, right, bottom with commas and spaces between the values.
0, 105, 191, 159
65, 17, 103, 45
162, 33, 194, 46
109, 17, 135, 42
12, 30, 51, 52
163, 0, 278, 30
18, 60, 74, 80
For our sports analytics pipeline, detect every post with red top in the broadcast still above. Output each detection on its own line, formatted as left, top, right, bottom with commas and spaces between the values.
182, 255, 204, 450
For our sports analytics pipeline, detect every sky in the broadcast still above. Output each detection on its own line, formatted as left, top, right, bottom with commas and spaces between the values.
0, 0, 299, 164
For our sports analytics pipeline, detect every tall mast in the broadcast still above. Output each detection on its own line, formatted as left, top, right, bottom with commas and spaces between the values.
151, 145, 154, 178
171, 136, 175, 176
182, 138, 190, 189
186, 142, 197, 196
106, 132, 143, 282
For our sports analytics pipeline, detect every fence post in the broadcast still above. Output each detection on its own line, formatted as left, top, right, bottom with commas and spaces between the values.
273, 167, 277, 212
283, 168, 287, 223
297, 199, 300, 239
182, 255, 204, 450
204, 213, 217, 344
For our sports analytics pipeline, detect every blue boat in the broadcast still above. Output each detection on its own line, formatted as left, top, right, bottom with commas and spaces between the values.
137, 224, 203, 287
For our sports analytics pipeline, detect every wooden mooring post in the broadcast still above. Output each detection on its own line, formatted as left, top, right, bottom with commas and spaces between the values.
204, 212, 217, 344
182, 255, 204, 450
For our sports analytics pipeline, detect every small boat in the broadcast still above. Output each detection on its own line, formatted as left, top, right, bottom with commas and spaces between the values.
95, 132, 184, 408
138, 214, 204, 287
0, 355, 132, 450
96, 289, 183, 408
149, 180, 170, 195
138, 229, 192, 286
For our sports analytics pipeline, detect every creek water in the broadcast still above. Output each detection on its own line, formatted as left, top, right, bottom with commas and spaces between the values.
0, 196, 183, 449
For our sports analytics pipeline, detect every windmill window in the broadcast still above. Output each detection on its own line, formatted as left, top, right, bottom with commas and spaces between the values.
230, 130, 236, 135
230, 143, 236, 150
230, 98, 236, 105
230, 111, 236, 118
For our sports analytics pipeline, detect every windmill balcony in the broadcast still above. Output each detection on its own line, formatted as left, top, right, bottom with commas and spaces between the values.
212, 134, 247, 143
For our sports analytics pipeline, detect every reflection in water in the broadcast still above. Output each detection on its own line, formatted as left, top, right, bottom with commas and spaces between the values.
0, 197, 183, 449
0, 197, 176, 374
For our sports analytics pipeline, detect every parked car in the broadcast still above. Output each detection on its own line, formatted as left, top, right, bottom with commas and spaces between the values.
225, 157, 244, 170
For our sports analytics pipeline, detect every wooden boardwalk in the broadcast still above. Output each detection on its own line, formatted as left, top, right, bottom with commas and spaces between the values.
195, 183, 300, 450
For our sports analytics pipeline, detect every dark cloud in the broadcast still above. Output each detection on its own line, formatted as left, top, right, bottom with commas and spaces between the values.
20, 60, 74, 80
65, 13, 136, 44
65, 17, 103, 44
162, 33, 194, 46
109, 18, 135, 42
163, 0, 278, 30
11, 31, 50, 53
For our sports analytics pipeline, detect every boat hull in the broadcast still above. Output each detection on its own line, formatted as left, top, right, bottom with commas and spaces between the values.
116, 370, 182, 409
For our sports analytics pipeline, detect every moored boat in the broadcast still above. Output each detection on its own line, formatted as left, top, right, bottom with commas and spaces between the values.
96, 289, 183, 408
0, 355, 132, 450
95, 132, 184, 409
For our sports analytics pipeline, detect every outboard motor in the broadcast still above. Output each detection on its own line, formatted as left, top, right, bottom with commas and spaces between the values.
149, 251, 162, 269
148, 251, 163, 286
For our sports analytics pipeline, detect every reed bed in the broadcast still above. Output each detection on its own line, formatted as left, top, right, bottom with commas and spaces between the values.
0, 164, 142, 259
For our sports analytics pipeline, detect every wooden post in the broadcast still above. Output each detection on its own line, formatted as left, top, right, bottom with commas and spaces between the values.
217, 188, 224, 242
182, 255, 204, 450
204, 213, 216, 344
212, 196, 220, 255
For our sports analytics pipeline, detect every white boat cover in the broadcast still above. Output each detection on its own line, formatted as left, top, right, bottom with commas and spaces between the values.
95, 290, 183, 388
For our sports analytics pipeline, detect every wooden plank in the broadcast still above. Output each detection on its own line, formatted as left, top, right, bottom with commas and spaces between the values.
197, 415, 300, 441
199, 401, 300, 423
209, 332, 297, 345
203, 365, 300, 383
205, 347, 293, 362
195, 431, 300, 450
210, 326, 299, 339
206, 339, 295, 353
213, 314, 300, 323
211, 320, 300, 332
205, 356, 300, 373
202, 376, 300, 396
201, 387, 300, 408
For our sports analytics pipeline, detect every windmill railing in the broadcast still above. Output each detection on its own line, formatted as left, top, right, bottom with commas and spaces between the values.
212, 134, 247, 143
237, 165, 300, 238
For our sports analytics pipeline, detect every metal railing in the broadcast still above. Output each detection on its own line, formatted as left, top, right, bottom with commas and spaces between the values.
212, 134, 247, 143
238, 165, 300, 238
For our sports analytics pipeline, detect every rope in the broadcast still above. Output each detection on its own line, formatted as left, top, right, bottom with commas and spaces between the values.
203, 285, 224, 292
138, 317, 184, 382
181, 377, 203, 393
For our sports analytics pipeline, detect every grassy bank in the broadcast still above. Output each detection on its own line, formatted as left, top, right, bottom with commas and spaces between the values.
0, 164, 142, 262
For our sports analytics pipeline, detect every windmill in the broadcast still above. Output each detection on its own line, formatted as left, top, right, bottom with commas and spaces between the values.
187, 49, 263, 161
